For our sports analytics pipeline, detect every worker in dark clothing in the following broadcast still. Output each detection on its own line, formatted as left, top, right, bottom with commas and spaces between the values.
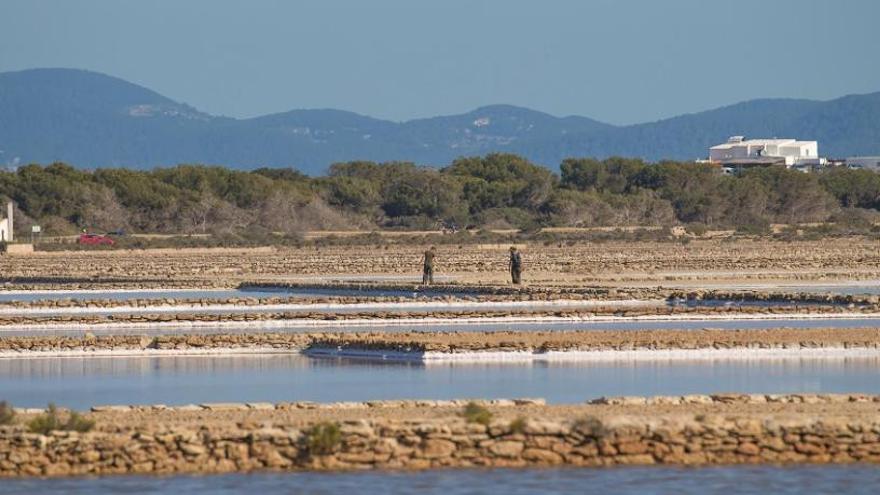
509, 246, 523, 284
422, 246, 437, 285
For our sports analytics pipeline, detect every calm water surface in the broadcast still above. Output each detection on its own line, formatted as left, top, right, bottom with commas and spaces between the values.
0, 354, 877, 410
2, 466, 879, 495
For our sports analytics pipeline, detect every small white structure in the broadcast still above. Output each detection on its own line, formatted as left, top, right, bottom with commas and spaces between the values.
0, 202, 12, 242
709, 136, 824, 167
846, 156, 880, 171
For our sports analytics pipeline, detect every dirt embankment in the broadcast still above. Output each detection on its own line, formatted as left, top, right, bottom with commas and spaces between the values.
2, 328, 880, 354
1, 395, 879, 477
306, 328, 880, 353
4, 239, 880, 286
3, 303, 880, 328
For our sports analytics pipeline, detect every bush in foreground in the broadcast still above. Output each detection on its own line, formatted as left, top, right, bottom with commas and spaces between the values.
461, 402, 493, 426
303, 422, 342, 456
27, 403, 95, 435
508, 416, 527, 434
0, 401, 14, 425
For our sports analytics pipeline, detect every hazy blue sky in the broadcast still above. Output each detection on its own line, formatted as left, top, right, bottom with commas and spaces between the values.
1, 0, 878, 124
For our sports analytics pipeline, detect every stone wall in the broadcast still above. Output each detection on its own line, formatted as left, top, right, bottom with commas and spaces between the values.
1, 395, 880, 477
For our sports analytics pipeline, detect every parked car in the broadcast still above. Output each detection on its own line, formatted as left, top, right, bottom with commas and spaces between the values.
77, 233, 115, 245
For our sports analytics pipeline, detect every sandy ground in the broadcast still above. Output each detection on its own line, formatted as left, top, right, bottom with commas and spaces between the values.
306, 327, 880, 351
5, 239, 880, 288
2, 327, 879, 356
21, 399, 880, 432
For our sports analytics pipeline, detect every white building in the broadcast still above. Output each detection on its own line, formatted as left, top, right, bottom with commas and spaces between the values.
0, 202, 12, 242
709, 136, 824, 167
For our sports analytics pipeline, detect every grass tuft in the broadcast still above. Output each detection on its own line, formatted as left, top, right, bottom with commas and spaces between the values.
303, 422, 342, 456
0, 401, 15, 426
27, 403, 95, 435
508, 416, 527, 434
461, 402, 493, 426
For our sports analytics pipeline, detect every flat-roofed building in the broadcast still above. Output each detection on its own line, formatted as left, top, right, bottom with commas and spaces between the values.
709, 136, 823, 168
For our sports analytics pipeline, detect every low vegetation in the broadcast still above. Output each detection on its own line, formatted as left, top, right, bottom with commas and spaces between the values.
302, 422, 342, 456
0, 401, 14, 426
461, 402, 493, 425
508, 416, 527, 434
27, 403, 95, 435
2, 155, 879, 244
574, 416, 607, 438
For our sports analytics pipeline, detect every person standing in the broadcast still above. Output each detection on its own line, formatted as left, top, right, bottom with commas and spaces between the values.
509, 246, 523, 284
422, 246, 436, 285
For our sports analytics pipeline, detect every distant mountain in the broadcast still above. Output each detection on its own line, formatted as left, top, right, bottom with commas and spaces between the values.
1, 68, 878, 174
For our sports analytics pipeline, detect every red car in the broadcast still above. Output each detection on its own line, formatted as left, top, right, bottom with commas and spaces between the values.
77, 233, 115, 246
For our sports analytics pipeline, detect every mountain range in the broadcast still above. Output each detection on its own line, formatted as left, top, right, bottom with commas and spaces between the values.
1, 68, 878, 174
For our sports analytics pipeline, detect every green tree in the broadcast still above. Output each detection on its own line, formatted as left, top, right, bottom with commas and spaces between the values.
445, 153, 556, 213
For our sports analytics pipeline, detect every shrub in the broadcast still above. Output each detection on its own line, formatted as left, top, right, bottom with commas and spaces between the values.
508, 416, 527, 434
685, 222, 709, 237
461, 402, 493, 426
573, 416, 607, 437
27, 403, 95, 435
303, 422, 341, 456
0, 401, 15, 425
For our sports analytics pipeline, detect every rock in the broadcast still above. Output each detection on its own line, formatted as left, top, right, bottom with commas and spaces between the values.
617, 441, 650, 455
200, 403, 248, 411
180, 443, 207, 456
710, 394, 748, 404
737, 442, 761, 456
419, 439, 456, 459
172, 404, 202, 412
489, 441, 525, 458
90, 405, 132, 413
521, 448, 563, 464
589, 396, 647, 406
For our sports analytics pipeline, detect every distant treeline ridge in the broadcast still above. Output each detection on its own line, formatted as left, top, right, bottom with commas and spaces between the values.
1, 153, 879, 238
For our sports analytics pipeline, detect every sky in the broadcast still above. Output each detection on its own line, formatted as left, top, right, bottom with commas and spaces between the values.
1, 0, 879, 125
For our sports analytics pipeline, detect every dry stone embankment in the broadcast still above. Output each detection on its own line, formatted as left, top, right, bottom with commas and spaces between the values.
5, 240, 880, 285
1, 395, 879, 477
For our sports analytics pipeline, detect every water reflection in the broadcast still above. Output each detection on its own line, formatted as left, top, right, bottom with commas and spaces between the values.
0, 354, 877, 410
0, 286, 468, 304
4, 465, 880, 495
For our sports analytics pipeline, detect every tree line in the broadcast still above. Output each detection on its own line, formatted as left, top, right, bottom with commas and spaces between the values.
1, 154, 878, 238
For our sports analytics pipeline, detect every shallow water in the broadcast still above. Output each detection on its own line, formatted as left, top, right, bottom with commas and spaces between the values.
0, 289, 276, 303
664, 282, 880, 296
783, 284, 880, 296
0, 286, 458, 304
3, 465, 880, 495
0, 300, 662, 319
668, 298, 859, 308
0, 353, 877, 410
5, 315, 880, 338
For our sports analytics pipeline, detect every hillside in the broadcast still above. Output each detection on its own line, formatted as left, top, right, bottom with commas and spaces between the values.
1, 68, 878, 173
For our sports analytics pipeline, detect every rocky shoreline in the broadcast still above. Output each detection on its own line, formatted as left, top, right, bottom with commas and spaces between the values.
1, 394, 879, 477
